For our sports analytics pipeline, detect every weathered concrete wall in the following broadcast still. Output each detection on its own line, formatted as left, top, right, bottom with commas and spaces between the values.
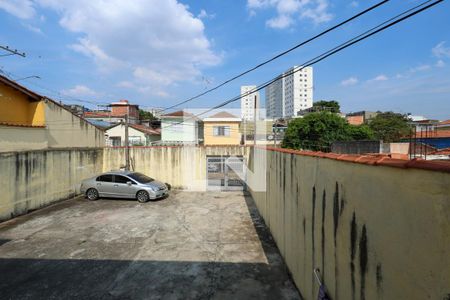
248, 148, 450, 300
0, 126, 48, 152
45, 100, 105, 149
103, 146, 249, 190
0, 148, 103, 222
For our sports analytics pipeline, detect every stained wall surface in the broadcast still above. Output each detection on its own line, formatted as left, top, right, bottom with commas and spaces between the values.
103, 146, 249, 190
0, 148, 103, 222
248, 147, 450, 300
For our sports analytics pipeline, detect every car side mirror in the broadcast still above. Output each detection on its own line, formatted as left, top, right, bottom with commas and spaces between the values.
127, 181, 132, 186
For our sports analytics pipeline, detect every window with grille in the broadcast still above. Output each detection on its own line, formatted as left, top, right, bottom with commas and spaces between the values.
213, 126, 230, 136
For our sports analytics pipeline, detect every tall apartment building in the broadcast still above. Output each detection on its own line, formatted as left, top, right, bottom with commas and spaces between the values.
265, 66, 313, 119
240, 85, 260, 121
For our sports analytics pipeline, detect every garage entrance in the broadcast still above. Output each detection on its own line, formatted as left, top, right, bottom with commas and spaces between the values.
206, 156, 245, 191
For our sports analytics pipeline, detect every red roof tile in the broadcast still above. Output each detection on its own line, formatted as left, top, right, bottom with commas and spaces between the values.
162, 110, 194, 117
430, 147, 450, 155
130, 124, 160, 135
260, 146, 450, 173
208, 111, 239, 119
413, 130, 450, 138
438, 119, 450, 126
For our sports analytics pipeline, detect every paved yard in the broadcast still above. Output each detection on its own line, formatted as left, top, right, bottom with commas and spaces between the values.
0, 191, 300, 299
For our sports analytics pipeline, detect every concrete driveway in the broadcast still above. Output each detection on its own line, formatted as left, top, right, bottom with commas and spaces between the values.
0, 191, 300, 299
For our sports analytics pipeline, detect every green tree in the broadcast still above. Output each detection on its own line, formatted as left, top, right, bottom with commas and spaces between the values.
139, 109, 155, 121
368, 112, 410, 142
282, 112, 373, 151
313, 100, 340, 113
347, 124, 375, 140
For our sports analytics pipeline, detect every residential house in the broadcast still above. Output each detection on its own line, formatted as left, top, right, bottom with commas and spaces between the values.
105, 123, 160, 146
408, 115, 439, 132
437, 119, 450, 131
0, 75, 104, 152
412, 129, 450, 150
345, 111, 378, 125
160, 111, 203, 145
84, 99, 140, 126
203, 112, 241, 145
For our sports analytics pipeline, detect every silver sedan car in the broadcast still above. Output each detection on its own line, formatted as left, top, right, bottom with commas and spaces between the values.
80, 171, 170, 203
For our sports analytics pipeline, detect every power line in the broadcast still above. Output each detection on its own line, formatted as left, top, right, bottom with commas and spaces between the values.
0, 68, 109, 106
0, 45, 26, 57
161, 0, 390, 112
160, 0, 443, 133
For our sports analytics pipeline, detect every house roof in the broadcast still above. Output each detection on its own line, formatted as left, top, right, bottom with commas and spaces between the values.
162, 110, 194, 117
208, 111, 238, 118
161, 110, 201, 121
0, 74, 105, 131
0, 74, 42, 101
203, 111, 241, 122
84, 111, 131, 118
414, 130, 450, 139
106, 123, 160, 135
130, 124, 160, 135
430, 147, 450, 155
438, 119, 450, 126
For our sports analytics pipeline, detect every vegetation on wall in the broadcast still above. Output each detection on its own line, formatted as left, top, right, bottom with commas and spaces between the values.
282, 112, 374, 151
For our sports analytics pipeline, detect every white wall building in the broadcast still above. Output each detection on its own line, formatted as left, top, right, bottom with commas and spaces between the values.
240, 86, 260, 121
265, 66, 313, 119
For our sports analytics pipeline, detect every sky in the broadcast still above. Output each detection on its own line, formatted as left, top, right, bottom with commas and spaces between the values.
0, 0, 449, 120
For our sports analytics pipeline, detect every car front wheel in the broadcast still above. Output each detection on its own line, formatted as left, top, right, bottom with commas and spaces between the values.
136, 190, 150, 203
86, 188, 99, 201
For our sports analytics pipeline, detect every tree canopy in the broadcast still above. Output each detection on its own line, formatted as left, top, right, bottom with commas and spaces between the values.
313, 100, 340, 113
139, 109, 155, 121
368, 112, 410, 142
282, 112, 374, 151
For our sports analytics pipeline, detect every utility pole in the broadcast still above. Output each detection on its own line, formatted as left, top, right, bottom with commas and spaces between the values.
0, 45, 26, 57
125, 105, 130, 170
253, 95, 257, 146
273, 122, 277, 147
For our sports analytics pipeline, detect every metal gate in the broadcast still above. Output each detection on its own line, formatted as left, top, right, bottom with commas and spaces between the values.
207, 156, 245, 191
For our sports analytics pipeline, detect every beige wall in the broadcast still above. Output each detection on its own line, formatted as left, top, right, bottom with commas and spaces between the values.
0, 100, 105, 153
103, 146, 249, 190
0, 126, 48, 152
45, 100, 105, 148
0, 148, 103, 222
204, 122, 241, 145
248, 148, 450, 300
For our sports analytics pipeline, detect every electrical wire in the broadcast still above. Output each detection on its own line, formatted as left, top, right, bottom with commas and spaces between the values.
161, 0, 390, 112
159, 0, 442, 133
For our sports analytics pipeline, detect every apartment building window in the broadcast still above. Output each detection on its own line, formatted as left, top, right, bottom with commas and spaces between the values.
213, 126, 230, 136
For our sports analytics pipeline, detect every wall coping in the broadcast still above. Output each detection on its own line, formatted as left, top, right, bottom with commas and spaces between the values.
261, 146, 450, 174
0, 147, 104, 156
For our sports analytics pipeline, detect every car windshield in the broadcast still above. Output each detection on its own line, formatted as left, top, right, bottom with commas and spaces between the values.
128, 172, 154, 184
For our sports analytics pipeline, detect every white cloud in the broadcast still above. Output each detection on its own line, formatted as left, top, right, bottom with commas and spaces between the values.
62, 85, 98, 97
0, 0, 35, 19
369, 74, 388, 82
197, 9, 215, 19
350, 1, 359, 7
22, 23, 43, 34
0, 0, 221, 96
341, 77, 358, 86
266, 14, 294, 29
435, 60, 446, 68
409, 64, 431, 73
248, 0, 333, 29
432, 41, 450, 58
117, 81, 136, 89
